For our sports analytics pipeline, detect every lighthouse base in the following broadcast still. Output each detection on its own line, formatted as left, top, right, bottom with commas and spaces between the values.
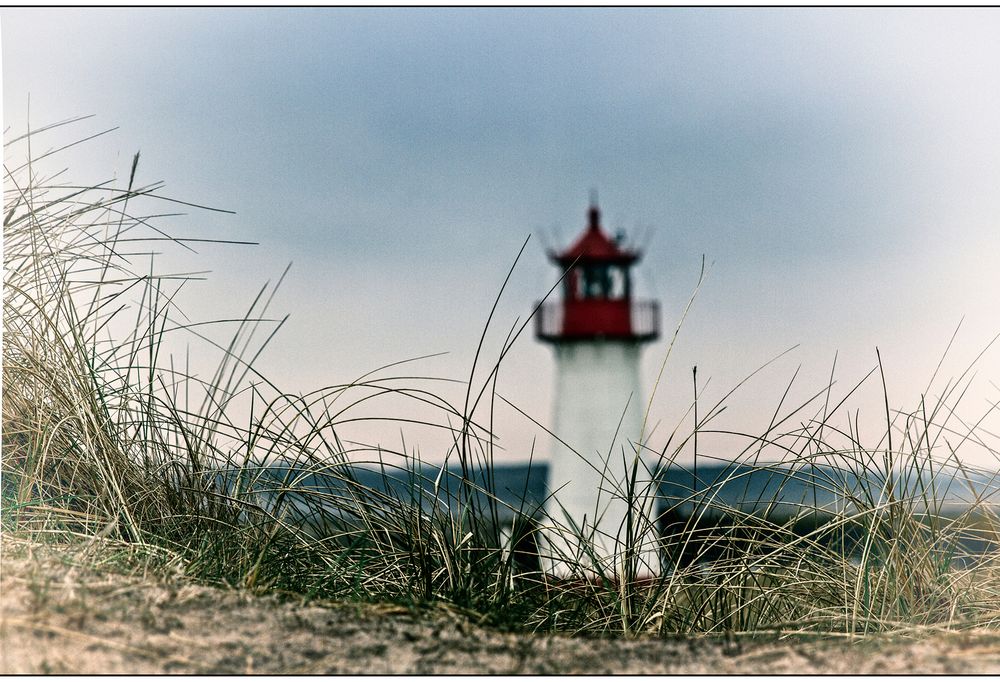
541, 341, 660, 578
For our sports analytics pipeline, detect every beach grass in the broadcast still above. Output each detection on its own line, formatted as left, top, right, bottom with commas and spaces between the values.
4, 119, 1000, 638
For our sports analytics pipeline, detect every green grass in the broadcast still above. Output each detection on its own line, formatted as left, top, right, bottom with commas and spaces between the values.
5, 118, 1000, 639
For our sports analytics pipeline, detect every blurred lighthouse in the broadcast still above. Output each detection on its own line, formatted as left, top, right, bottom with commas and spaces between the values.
535, 196, 661, 576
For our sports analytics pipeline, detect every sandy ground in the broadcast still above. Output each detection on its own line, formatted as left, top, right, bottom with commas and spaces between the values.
4, 542, 1000, 674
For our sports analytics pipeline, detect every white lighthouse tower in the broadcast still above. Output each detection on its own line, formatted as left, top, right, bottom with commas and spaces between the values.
535, 198, 661, 576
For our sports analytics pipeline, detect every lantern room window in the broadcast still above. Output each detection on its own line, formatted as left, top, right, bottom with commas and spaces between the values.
567, 263, 628, 300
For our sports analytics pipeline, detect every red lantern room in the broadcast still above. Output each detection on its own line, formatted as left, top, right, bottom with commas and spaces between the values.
536, 199, 660, 343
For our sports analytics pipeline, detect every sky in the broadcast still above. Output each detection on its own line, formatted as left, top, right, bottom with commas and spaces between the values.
4, 8, 1000, 469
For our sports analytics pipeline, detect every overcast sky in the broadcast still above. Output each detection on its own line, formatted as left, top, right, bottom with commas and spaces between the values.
4, 8, 1000, 468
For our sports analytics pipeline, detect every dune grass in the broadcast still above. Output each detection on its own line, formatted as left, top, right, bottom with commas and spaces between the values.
5, 119, 1000, 639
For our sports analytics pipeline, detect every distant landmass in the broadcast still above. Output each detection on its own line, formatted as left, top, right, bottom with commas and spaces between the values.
236, 459, 1000, 527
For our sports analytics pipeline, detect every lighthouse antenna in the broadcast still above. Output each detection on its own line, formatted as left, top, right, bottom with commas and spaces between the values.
536, 223, 554, 254
639, 223, 656, 253
551, 221, 564, 252
587, 189, 601, 231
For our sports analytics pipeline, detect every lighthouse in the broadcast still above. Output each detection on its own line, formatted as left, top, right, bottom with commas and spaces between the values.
535, 198, 661, 576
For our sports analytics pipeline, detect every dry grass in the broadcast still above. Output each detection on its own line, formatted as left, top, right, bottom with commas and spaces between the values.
4, 118, 1000, 640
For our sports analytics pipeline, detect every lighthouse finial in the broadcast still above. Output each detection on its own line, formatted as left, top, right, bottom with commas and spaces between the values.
588, 189, 600, 231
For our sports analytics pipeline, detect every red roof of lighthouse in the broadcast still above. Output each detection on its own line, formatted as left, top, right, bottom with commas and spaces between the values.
550, 202, 639, 266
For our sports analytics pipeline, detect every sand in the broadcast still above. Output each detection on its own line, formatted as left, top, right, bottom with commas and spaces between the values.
3, 541, 1000, 675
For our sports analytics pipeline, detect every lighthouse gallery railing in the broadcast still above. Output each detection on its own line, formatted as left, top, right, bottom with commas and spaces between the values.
534, 299, 660, 342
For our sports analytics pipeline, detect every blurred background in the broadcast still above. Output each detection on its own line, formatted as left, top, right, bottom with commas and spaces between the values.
4, 7, 999, 467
